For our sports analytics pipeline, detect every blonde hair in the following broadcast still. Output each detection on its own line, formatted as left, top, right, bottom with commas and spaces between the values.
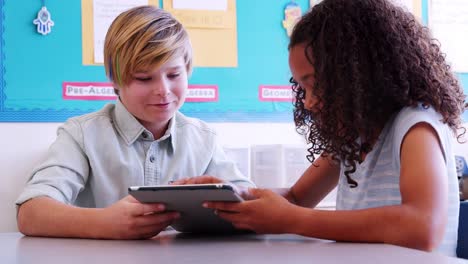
104, 6, 192, 91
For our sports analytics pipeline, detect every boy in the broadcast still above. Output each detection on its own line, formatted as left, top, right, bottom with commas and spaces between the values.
16, 6, 253, 239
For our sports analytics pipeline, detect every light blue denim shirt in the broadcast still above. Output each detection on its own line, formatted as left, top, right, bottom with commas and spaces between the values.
16, 100, 254, 208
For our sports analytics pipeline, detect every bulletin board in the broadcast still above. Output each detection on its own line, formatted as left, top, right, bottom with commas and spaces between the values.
0, 0, 467, 122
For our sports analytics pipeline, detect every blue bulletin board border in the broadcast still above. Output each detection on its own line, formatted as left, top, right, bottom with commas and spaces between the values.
0, 0, 465, 123
0, 0, 5, 113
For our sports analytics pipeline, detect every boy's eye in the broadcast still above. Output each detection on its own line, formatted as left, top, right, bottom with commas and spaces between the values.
134, 76, 151, 81
167, 72, 180, 79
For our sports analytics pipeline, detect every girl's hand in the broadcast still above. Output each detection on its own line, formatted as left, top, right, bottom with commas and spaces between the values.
171, 175, 225, 185
99, 195, 180, 239
203, 188, 296, 234
170, 176, 253, 199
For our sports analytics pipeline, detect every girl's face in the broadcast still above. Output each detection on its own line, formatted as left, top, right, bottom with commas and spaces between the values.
288, 43, 321, 112
118, 57, 188, 137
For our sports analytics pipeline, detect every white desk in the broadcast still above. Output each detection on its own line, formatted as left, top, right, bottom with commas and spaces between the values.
1, 231, 466, 264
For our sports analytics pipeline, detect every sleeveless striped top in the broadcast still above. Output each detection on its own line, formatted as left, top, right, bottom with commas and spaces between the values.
335, 104, 459, 256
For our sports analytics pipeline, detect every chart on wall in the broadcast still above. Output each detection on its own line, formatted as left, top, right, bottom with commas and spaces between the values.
0, 0, 466, 122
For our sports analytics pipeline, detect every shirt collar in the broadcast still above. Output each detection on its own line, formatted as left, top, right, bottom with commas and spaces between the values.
155, 113, 177, 153
114, 99, 146, 145
166, 114, 177, 153
113, 99, 176, 151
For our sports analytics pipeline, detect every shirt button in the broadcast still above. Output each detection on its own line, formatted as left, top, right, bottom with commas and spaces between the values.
142, 132, 148, 139
149, 156, 155, 163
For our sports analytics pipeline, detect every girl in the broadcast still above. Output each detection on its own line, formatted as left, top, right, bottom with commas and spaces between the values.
203, 0, 466, 256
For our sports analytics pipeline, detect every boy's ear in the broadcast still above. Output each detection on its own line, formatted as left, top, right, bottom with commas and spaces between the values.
113, 87, 120, 96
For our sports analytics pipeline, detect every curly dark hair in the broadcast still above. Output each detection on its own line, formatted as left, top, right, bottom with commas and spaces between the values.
289, 0, 467, 187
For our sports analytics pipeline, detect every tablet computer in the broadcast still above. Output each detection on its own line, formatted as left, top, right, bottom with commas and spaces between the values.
128, 184, 244, 234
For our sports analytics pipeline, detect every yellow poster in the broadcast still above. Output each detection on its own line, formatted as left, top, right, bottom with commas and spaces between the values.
163, 0, 238, 67
412, 0, 423, 20
81, 0, 159, 65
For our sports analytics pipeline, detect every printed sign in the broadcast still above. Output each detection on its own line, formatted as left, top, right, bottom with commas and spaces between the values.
258, 85, 293, 102
63, 82, 117, 100
186, 85, 218, 102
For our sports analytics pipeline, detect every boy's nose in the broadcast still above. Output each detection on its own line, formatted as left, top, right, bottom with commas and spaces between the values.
154, 80, 170, 96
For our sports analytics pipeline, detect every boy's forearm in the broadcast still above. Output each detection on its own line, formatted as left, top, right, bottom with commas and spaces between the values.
17, 197, 106, 239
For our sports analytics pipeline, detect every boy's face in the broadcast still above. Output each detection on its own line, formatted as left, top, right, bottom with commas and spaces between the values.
289, 43, 321, 113
118, 57, 188, 135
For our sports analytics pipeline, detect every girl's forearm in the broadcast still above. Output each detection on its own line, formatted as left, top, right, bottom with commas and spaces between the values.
287, 204, 443, 251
